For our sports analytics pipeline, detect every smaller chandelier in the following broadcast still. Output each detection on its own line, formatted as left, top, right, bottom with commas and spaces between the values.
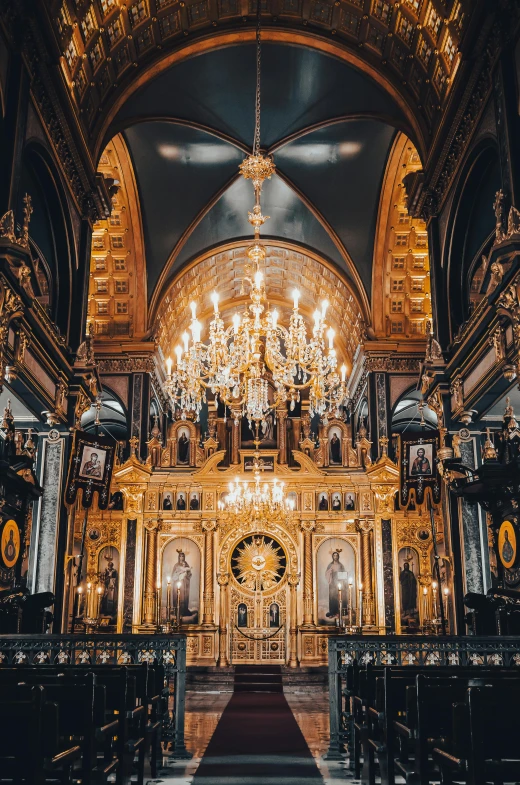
218, 452, 295, 529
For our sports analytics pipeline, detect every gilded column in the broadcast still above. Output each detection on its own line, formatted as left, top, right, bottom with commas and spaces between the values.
231, 409, 241, 465
301, 521, 315, 626
143, 520, 159, 627
217, 572, 229, 666
358, 520, 375, 626
288, 573, 299, 668
202, 520, 216, 625
277, 408, 288, 465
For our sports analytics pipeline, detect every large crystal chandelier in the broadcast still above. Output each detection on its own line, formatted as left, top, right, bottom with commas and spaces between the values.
163, 0, 349, 428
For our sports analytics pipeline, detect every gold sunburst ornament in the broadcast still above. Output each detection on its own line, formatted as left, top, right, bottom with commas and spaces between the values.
232, 535, 285, 591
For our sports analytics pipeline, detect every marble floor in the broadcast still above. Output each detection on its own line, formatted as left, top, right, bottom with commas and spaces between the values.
151, 690, 352, 785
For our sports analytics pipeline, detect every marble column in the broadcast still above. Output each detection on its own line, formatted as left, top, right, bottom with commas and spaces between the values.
230, 409, 241, 465
381, 519, 395, 632
202, 520, 216, 625
122, 518, 137, 633
458, 439, 484, 594
301, 522, 315, 626
143, 521, 158, 627
288, 574, 299, 668
32, 433, 65, 595
217, 573, 229, 666
277, 408, 288, 464
358, 520, 375, 625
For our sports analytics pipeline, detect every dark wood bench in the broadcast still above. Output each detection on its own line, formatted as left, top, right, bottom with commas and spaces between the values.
0, 683, 81, 785
433, 683, 520, 785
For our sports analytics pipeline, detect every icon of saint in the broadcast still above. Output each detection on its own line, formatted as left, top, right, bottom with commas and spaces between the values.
178, 432, 189, 464
82, 452, 102, 478
332, 494, 341, 511
171, 552, 192, 617
502, 528, 514, 564
330, 433, 341, 464
319, 494, 328, 511
163, 494, 173, 510
189, 494, 199, 510
411, 447, 431, 475
325, 551, 345, 618
399, 561, 418, 617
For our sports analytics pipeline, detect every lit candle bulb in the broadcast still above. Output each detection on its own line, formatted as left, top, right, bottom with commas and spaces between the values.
327, 327, 335, 349
321, 299, 329, 317
190, 301, 197, 319
96, 585, 103, 619
233, 314, 240, 334
272, 309, 279, 328
182, 332, 189, 352
358, 582, 363, 628
314, 309, 321, 327
166, 357, 173, 377
341, 364, 347, 382
292, 288, 300, 309
423, 586, 428, 625
191, 319, 201, 343
175, 345, 182, 365
254, 270, 263, 289
338, 582, 342, 628
211, 291, 219, 313
87, 582, 92, 617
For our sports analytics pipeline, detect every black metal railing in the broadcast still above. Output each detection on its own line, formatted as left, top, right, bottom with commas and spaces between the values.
327, 635, 520, 760
0, 633, 189, 758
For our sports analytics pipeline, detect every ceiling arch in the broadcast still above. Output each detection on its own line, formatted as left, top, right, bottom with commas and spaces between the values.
154, 241, 366, 372
49, 1, 470, 165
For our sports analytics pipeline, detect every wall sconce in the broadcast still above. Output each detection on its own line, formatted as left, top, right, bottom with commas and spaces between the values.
503, 364, 517, 382
459, 410, 477, 426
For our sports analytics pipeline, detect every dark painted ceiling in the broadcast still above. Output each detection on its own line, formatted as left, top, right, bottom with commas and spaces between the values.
119, 43, 405, 304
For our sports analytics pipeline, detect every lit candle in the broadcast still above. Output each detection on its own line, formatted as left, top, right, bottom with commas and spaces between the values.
271, 309, 278, 328
175, 345, 182, 365
77, 585, 83, 617
443, 587, 450, 623
87, 582, 92, 618
254, 270, 263, 289
176, 581, 181, 627
292, 288, 300, 309
156, 580, 161, 627
338, 582, 342, 629
191, 319, 201, 343
166, 357, 173, 377
190, 301, 197, 319
423, 586, 428, 625
432, 581, 438, 619
233, 314, 240, 334
211, 291, 219, 313
358, 582, 363, 628
96, 585, 103, 620
314, 309, 321, 328
182, 332, 189, 352
348, 577, 353, 628
327, 327, 335, 350
167, 576, 171, 624
341, 364, 347, 383
321, 299, 329, 317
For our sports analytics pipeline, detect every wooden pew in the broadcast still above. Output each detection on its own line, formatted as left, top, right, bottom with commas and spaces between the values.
358, 668, 520, 785
433, 684, 520, 785
0, 684, 81, 785
0, 669, 119, 784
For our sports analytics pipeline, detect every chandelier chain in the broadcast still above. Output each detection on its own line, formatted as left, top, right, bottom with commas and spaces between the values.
254, 0, 262, 157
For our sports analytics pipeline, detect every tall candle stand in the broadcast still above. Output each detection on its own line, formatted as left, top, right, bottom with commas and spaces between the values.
348, 577, 353, 629
175, 581, 181, 630
155, 581, 162, 633
337, 583, 343, 632
443, 587, 450, 633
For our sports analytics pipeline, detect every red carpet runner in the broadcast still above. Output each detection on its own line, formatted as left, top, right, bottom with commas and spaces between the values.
192, 666, 324, 783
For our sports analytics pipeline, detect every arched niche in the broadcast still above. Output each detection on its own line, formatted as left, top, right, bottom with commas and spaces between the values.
445, 140, 501, 339
315, 537, 358, 627
160, 536, 202, 625
321, 418, 358, 468
20, 143, 75, 340
163, 419, 198, 468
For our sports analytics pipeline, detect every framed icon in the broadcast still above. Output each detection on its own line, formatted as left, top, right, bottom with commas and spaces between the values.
1, 519, 20, 570
499, 519, 517, 570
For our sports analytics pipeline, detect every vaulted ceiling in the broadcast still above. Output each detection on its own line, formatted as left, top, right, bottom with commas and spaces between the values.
111, 41, 409, 315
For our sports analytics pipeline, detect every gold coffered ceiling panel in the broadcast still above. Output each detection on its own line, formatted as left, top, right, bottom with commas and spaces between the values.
154, 243, 365, 369
49, 0, 468, 156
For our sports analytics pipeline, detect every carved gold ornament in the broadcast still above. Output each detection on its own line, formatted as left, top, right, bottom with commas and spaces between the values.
231, 535, 286, 591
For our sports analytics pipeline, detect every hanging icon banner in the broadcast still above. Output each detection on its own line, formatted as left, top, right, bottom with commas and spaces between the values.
65, 430, 115, 509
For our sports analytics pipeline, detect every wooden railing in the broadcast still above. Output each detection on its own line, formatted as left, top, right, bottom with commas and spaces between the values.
0, 633, 189, 758
326, 635, 520, 761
